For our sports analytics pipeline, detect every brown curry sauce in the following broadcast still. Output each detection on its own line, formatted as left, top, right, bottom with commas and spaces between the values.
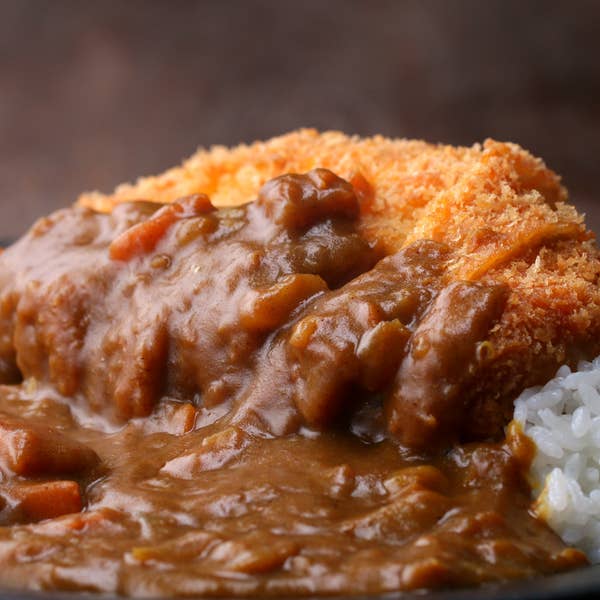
0, 169, 587, 595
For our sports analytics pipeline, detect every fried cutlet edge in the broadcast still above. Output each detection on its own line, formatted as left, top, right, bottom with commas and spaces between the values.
77, 129, 600, 439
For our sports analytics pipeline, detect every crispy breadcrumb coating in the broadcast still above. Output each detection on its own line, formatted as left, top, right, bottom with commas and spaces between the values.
78, 129, 600, 440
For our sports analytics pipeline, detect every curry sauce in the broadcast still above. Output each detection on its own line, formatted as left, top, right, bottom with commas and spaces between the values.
0, 169, 588, 595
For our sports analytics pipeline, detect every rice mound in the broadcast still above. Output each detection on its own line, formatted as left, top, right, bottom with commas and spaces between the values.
514, 356, 600, 563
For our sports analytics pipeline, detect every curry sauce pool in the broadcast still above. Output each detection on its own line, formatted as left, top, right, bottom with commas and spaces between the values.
1, 130, 600, 596
0, 387, 585, 595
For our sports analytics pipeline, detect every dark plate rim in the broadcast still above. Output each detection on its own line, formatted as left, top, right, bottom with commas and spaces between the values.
1, 565, 600, 600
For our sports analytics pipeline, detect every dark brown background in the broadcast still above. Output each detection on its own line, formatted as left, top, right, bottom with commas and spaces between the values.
1, 0, 599, 241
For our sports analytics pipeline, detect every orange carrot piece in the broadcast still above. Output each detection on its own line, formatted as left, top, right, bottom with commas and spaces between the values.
0, 416, 99, 477
109, 194, 214, 261
8, 480, 82, 522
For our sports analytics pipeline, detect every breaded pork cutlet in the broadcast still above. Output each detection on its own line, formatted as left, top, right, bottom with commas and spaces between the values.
78, 129, 600, 442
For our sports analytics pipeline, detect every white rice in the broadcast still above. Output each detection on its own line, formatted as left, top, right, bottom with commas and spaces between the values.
513, 356, 600, 563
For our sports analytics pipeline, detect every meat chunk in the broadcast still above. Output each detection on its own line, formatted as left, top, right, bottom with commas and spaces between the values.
387, 282, 508, 449
286, 241, 450, 427
256, 168, 359, 230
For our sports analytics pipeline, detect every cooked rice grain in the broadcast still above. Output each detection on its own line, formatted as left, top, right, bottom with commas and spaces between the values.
514, 357, 600, 563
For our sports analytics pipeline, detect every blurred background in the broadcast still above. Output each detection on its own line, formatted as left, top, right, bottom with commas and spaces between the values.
1, 0, 599, 240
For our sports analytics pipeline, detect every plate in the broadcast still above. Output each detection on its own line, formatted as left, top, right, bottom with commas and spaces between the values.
1, 566, 600, 600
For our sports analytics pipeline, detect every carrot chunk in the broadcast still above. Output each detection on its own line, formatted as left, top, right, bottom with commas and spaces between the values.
109, 194, 214, 261
7, 480, 82, 522
0, 417, 99, 477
